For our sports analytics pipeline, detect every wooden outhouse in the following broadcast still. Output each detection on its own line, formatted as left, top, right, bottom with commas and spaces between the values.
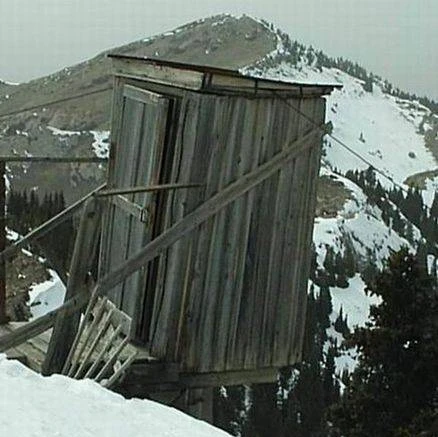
99, 55, 338, 381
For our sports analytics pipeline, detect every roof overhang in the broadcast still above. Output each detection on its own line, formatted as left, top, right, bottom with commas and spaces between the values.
108, 54, 341, 97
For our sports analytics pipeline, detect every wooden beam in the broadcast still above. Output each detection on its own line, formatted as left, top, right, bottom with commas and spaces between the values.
0, 156, 107, 163
42, 197, 103, 375
0, 183, 105, 264
0, 161, 6, 324
110, 195, 149, 223
96, 183, 203, 198
0, 291, 89, 352
96, 125, 325, 295
119, 365, 279, 396
179, 367, 279, 387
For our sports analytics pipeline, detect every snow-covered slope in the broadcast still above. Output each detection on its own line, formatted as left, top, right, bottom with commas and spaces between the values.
28, 269, 66, 320
313, 170, 419, 268
325, 72, 437, 188
0, 355, 230, 437
242, 25, 438, 199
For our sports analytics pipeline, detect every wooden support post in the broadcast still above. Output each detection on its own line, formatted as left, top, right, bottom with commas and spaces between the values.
42, 197, 102, 375
96, 183, 203, 198
185, 388, 214, 423
0, 161, 7, 324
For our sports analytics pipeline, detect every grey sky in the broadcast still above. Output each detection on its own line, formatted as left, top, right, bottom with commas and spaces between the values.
1, 0, 437, 99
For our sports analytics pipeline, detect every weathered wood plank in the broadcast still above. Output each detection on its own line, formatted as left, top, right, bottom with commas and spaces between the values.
116, 97, 146, 314
124, 92, 169, 329
260, 100, 299, 367
271, 99, 309, 366
290, 98, 326, 362
120, 365, 279, 393
213, 98, 255, 372
98, 76, 124, 288
112, 58, 205, 91
265, 99, 305, 366
243, 98, 279, 370
97, 183, 203, 198
182, 94, 226, 370
148, 94, 201, 356
110, 194, 149, 223
104, 94, 143, 308
0, 291, 88, 353
225, 99, 264, 370
200, 97, 242, 372
42, 198, 102, 375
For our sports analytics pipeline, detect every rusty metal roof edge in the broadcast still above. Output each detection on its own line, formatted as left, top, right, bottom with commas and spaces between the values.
107, 54, 342, 91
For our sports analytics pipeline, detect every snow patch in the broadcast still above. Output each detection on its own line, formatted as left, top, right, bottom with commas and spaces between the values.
28, 269, 66, 321
0, 79, 19, 86
313, 171, 416, 270
330, 275, 380, 328
90, 130, 110, 158
47, 126, 81, 136
0, 355, 231, 437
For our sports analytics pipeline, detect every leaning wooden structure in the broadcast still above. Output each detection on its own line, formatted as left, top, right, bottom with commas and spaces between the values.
0, 57, 339, 420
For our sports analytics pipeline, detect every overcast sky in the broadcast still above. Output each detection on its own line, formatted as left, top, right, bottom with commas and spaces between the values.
1, 0, 437, 99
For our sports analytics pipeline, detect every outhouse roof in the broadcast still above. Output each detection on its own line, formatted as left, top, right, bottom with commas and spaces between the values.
108, 54, 341, 97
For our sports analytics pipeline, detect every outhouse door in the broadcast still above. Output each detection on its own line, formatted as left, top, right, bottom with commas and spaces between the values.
101, 84, 171, 339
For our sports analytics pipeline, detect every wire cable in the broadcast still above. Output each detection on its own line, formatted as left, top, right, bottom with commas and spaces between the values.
275, 91, 438, 252
273, 91, 436, 210
0, 86, 112, 120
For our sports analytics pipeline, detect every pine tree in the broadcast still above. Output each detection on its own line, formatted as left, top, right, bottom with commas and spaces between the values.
431, 192, 438, 218
330, 249, 438, 436
323, 346, 340, 407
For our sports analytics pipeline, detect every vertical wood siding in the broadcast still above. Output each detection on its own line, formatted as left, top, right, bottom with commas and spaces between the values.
102, 86, 169, 323
104, 81, 326, 374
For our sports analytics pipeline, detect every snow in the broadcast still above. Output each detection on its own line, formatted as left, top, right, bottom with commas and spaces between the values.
423, 177, 438, 207
6, 228, 20, 242
250, 62, 436, 187
28, 269, 66, 321
312, 171, 416, 270
330, 275, 380, 328
311, 172, 412, 374
0, 355, 231, 437
324, 275, 381, 375
324, 72, 437, 187
427, 255, 437, 275
244, 44, 438, 205
243, 61, 341, 87
47, 126, 81, 136
90, 130, 110, 158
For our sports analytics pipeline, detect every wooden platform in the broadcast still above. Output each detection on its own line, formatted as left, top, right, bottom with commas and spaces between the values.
0, 321, 155, 377
0, 321, 280, 397
0, 322, 52, 372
